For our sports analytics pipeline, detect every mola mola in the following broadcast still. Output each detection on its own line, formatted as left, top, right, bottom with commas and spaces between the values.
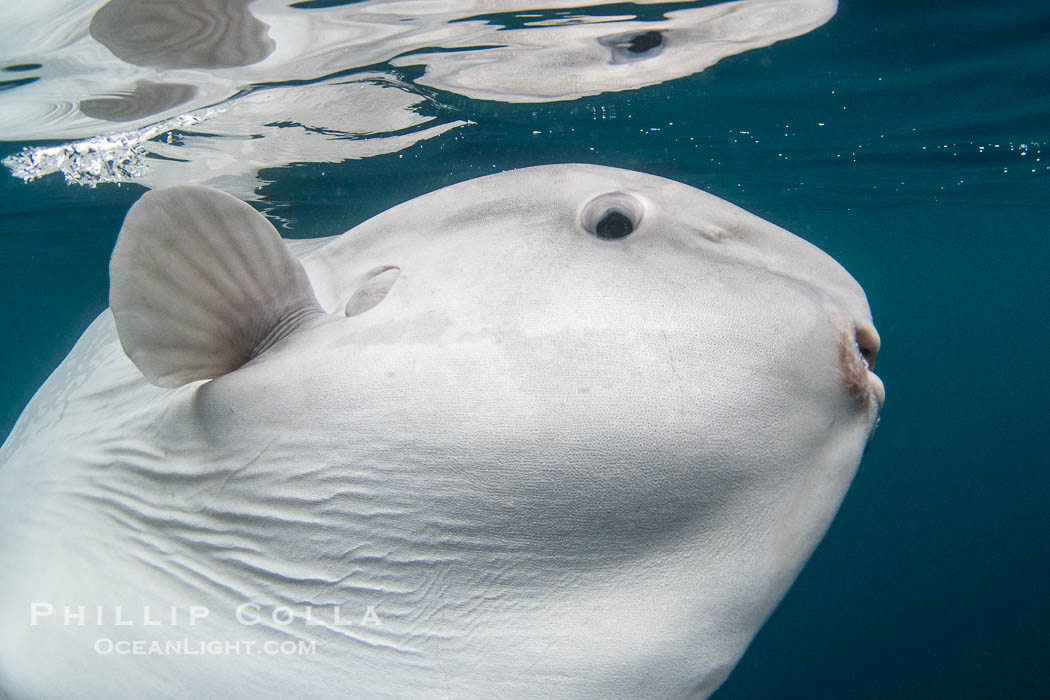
0, 164, 883, 698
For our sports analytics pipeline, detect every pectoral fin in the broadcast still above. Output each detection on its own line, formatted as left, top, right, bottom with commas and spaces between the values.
110, 185, 324, 387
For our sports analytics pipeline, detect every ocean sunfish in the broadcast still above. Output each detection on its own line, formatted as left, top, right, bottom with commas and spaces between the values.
0, 164, 883, 698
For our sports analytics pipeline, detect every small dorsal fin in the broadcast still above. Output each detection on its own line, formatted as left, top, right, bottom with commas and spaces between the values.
110, 185, 324, 387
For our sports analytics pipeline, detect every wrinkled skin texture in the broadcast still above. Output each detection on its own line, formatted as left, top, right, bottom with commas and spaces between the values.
0, 165, 882, 698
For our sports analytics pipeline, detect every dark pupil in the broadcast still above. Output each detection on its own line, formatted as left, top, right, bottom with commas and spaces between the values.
595, 211, 633, 239
627, 31, 663, 54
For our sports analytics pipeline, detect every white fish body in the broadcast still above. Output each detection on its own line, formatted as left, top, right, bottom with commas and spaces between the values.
0, 164, 882, 699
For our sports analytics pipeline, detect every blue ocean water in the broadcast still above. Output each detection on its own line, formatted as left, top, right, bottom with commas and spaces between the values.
0, 0, 1047, 697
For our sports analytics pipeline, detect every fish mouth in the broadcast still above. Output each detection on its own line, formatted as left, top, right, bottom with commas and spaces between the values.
855, 322, 885, 408
854, 323, 880, 370
840, 321, 885, 411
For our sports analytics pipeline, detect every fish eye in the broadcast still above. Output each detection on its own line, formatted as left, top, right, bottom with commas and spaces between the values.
580, 192, 644, 240
599, 30, 666, 63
